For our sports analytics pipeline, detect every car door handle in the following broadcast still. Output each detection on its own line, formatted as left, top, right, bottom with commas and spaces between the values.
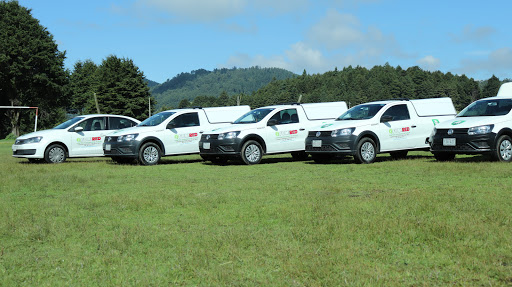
299, 128, 305, 131
199, 131, 204, 134
411, 125, 417, 128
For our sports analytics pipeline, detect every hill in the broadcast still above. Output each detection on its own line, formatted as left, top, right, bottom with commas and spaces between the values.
151, 67, 296, 109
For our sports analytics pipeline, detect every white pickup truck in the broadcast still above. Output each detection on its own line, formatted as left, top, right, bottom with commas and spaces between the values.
305, 98, 456, 163
103, 106, 250, 165
430, 82, 512, 162
198, 102, 348, 164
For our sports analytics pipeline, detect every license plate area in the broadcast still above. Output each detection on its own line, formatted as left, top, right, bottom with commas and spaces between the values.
105, 144, 111, 151
312, 140, 322, 148
203, 142, 211, 149
443, 138, 456, 146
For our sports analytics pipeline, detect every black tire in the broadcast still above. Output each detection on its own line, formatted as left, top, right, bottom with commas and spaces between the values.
494, 135, 512, 162
138, 142, 161, 166
291, 151, 309, 161
240, 140, 263, 165
390, 151, 408, 160
44, 144, 67, 163
111, 157, 134, 164
354, 137, 377, 164
312, 154, 331, 164
433, 152, 455, 161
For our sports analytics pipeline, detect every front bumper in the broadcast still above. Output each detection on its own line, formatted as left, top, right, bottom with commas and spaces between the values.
103, 138, 139, 158
12, 143, 44, 158
198, 135, 243, 157
430, 128, 497, 154
305, 132, 358, 155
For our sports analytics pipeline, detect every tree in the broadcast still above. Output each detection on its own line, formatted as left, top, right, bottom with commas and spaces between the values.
68, 60, 99, 113
0, 1, 69, 136
94, 55, 153, 120
481, 75, 501, 99
178, 99, 191, 108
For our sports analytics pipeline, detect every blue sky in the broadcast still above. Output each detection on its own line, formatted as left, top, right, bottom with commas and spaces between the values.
18, 0, 512, 83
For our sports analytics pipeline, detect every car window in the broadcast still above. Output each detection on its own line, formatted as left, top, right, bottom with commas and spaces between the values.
381, 104, 410, 121
108, 117, 138, 130
75, 117, 106, 131
269, 108, 299, 125
168, 113, 200, 128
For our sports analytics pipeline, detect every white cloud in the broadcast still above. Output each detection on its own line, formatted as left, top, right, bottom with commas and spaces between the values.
450, 25, 496, 44
417, 55, 440, 71
457, 48, 512, 79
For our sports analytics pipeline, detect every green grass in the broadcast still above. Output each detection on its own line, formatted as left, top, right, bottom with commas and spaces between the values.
1, 139, 511, 286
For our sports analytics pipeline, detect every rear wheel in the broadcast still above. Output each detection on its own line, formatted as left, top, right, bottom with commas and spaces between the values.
494, 135, 512, 162
241, 140, 263, 165
44, 144, 67, 163
433, 152, 455, 161
390, 151, 408, 160
138, 142, 161, 165
354, 138, 376, 164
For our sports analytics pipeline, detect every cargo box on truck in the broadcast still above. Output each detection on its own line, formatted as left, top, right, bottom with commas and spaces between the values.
199, 101, 348, 165
305, 97, 457, 163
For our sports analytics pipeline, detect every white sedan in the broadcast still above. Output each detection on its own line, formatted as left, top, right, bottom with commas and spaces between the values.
12, 114, 140, 163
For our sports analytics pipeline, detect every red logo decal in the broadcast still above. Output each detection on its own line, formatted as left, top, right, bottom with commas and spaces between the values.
290, 130, 298, 134
92, 137, 101, 141
189, 133, 198, 137
402, 127, 410, 132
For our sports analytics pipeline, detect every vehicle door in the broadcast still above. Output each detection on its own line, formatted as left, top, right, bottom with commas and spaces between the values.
108, 116, 138, 130
165, 112, 202, 155
69, 116, 108, 156
265, 108, 305, 153
376, 104, 415, 151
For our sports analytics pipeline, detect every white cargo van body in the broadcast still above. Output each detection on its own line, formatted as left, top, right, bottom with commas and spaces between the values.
103, 106, 250, 165
430, 82, 512, 162
199, 102, 348, 164
305, 98, 456, 164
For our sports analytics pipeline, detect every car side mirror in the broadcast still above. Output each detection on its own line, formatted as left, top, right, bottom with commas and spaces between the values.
380, 115, 393, 123
267, 119, 278, 126
167, 122, 176, 129
74, 126, 84, 132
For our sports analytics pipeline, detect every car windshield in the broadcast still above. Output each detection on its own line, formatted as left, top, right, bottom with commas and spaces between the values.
138, 112, 176, 126
458, 99, 512, 117
233, 108, 275, 124
336, 104, 386, 120
54, 117, 84, 129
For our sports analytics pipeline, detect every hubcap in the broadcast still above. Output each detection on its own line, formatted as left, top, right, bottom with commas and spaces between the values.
143, 146, 159, 163
245, 144, 261, 162
500, 139, 512, 161
49, 147, 65, 163
361, 142, 375, 161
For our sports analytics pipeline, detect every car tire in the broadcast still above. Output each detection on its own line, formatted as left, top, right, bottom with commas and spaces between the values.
138, 142, 161, 166
44, 144, 67, 163
390, 151, 408, 160
433, 152, 455, 161
241, 140, 263, 165
494, 135, 512, 162
312, 154, 331, 164
354, 137, 377, 164
291, 151, 309, 161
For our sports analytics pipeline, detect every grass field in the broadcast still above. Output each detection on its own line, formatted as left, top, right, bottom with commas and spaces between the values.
0, 139, 511, 286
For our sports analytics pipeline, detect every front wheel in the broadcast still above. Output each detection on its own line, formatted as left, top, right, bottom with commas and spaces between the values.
138, 142, 161, 166
494, 135, 512, 162
354, 138, 377, 164
44, 144, 67, 163
241, 140, 263, 165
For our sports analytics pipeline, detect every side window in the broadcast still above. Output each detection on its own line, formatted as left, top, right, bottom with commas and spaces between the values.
109, 117, 137, 130
381, 105, 410, 122
75, 117, 106, 131
269, 109, 299, 125
168, 113, 200, 128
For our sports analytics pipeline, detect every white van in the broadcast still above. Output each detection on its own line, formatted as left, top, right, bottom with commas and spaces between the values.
306, 98, 456, 163
199, 102, 348, 164
430, 82, 512, 161
103, 106, 250, 165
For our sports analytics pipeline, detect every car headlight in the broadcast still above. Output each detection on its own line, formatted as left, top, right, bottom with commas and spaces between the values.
117, 134, 139, 142
218, 131, 240, 140
467, 125, 493, 135
16, 136, 43, 144
331, 128, 355, 137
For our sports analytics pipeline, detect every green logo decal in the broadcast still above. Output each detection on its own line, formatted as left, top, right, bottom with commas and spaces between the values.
275, 132, 280, 136
321, 123, 334, 128
174, 135, 179, 139
451, 120, 465, 125
432, 119, 440, 126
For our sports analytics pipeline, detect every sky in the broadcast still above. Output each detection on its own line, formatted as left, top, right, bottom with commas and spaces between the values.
17, 0, 512, 84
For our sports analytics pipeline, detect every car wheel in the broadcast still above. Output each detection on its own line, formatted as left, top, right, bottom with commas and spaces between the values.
433, 152, 455, 161
495, 135, 512, 162
138, 142, 161, 166
44, 144, 67, 163
312, 154, 332, 164
354, 137, 376, 164
390, 151, 408, 160
291, 151, 309, 161
241, 140, 263, 165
